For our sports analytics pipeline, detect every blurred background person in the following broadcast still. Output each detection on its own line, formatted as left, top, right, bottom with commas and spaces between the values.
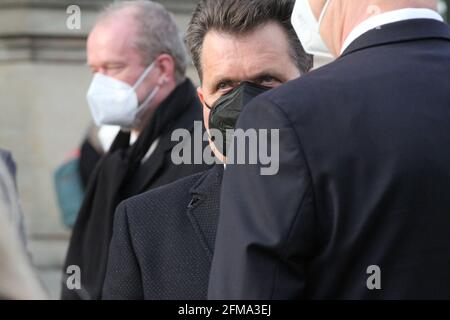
54, 124, 120, 229
0, 157, 47, 300
102, 0, 312, 300
0, 149, 26, 245
61, 0, 210, 300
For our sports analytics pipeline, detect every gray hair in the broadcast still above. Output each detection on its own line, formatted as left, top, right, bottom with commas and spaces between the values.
186, 0, 314, 82
97, 0, 188, 84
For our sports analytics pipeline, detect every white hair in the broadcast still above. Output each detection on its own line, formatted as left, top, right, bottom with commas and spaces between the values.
97, 0, 188, 84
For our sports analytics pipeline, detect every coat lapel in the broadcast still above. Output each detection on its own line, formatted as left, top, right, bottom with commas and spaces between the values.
133, 84, 203, 194
187, 165, 223, 259
134, 133, 172, 193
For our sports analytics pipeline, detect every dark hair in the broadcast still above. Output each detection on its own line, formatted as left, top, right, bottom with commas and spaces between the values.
186, 0, 313, 81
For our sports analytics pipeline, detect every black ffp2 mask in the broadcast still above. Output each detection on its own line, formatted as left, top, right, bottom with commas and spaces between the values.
207, 81, 270, 156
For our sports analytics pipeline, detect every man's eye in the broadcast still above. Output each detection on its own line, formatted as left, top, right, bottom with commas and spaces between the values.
258, 76, 279, 86
109, 64, 124, 69
217, 82, 231, 91
107, 65, 125, 74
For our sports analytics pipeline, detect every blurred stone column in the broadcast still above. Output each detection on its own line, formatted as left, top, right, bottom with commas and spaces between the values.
0, 0, 198, 299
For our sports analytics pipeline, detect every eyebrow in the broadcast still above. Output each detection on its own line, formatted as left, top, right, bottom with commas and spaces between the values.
250, 71, 284, 82
209, 70, 285, 91
87, 61, 127, 69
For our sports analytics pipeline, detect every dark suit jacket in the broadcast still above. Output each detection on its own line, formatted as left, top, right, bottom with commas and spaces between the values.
209, 19, 450, 299
103, 165, 223, 300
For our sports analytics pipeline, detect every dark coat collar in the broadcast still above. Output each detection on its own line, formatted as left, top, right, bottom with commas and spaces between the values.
156, 83, 203, 154
110, 78, 201, 155
187, 165, 224, 259
341, 19, 450, 57
189, 164, 224, 197
125, 79, 203, 194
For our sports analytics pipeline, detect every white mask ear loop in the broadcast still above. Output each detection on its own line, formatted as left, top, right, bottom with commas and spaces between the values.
132, 73, 163, 128
132, 60, 159, 115
133, 61, 156, 91
318, 0, 332, 27
136, 85, 160, 114
131, 85, 160, 130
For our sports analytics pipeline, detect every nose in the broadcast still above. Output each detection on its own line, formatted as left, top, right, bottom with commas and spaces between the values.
97, 68, 108, 75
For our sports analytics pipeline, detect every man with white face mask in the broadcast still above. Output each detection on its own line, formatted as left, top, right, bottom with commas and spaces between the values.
62, 1, 210, 300
210, 0, 450, 299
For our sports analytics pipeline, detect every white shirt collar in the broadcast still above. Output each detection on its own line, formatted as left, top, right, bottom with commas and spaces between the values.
341, 8, 444, 54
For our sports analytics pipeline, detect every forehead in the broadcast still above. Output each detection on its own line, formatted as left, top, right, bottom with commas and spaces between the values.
87, 14, 141, 65
201, 22, 295, 84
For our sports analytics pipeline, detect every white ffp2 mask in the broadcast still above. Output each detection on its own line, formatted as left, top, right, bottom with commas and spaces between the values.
291, 0, 334, 59
86, 62, 160, 129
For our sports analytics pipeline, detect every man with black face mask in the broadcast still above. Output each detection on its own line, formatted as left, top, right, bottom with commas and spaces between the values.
102, 0, 312, 300
207, 82, 271, 157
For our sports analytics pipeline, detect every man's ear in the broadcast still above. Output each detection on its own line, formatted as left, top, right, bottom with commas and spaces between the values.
197, 86, 206, 106
197, 86, 211, 132
156, 54, 176, 84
